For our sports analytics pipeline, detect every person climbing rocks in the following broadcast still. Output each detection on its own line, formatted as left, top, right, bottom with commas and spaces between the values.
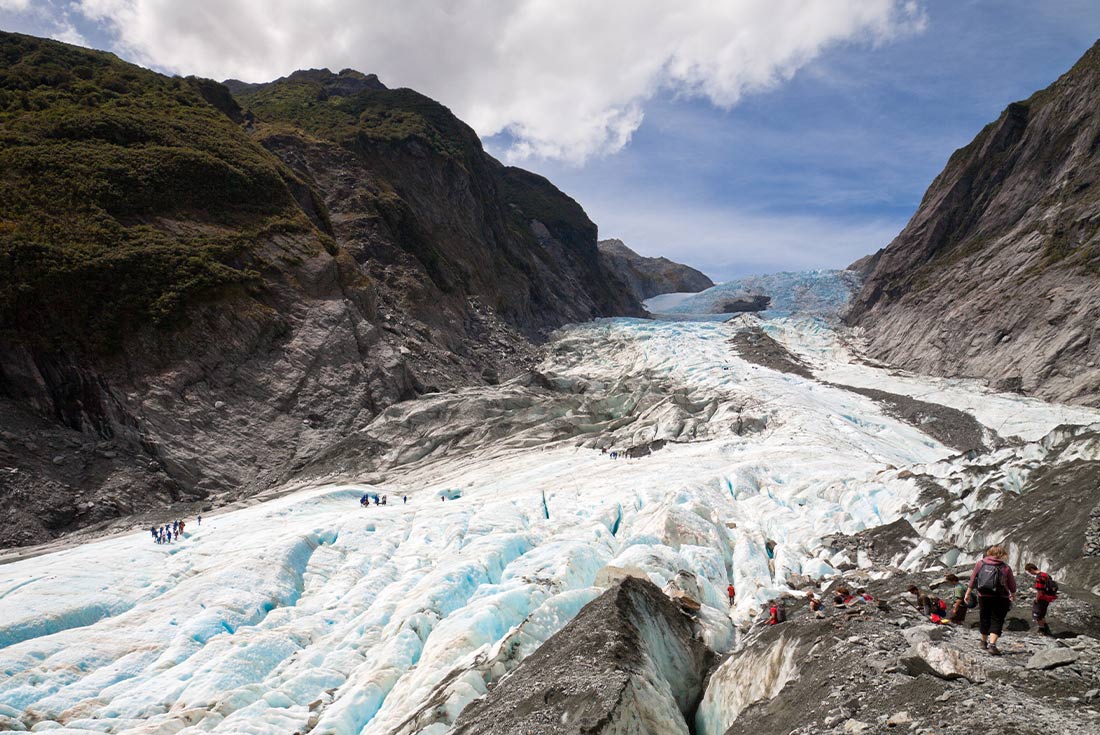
768, 600, 779, 624
966, 544, 1017, 655
906, 585, 939, 617
857, 587, 874, 602
833, 586, 855, 607
1024, 563, 1058, 636
808, 591, 825, 619
945, 573, 968, 624
727, 583, 735, 606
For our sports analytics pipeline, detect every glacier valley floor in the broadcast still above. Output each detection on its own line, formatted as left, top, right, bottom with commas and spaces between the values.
2, 314, 1099, 734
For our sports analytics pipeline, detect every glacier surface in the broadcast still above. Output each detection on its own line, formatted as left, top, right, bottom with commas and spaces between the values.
2, 304, 1099, 734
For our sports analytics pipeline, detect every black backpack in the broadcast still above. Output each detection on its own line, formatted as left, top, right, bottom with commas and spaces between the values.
1036, 572, 1059, 598
974, 562, 1004, 596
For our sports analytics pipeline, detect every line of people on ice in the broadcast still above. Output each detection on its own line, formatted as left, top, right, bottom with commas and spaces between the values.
150, 515, 199, 544
905, 545, 1058, 655
360, 493, 409, 507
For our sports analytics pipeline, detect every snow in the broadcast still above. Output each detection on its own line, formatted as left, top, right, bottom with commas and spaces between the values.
3, 301, 1098, 734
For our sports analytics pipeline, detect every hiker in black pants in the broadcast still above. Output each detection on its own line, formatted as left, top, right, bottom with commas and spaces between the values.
966, 545, 1017, 655
1025, 563, 1058, 636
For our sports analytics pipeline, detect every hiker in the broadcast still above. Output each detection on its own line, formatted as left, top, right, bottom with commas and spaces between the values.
768, 600, 779, 625
1024, 563, 1058, 636
403, 495, 407, 504
197, 514, 202, 525
727, 583, 735, 606
966, 545, 1017, 655
833, 586, 855, 607
857, 588, 874, 602
906, 585, 940, 617
945, 573, 968, 624
808, 591, 825, 619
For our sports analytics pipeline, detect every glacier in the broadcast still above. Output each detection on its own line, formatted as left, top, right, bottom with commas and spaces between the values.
2, 294, 1100, 734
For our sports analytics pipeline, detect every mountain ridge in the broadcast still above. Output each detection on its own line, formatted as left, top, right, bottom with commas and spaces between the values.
597, 238, 714, 302
850, 40, 1100, 406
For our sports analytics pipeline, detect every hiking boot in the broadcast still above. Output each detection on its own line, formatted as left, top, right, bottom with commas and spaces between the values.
989, 644, 1002, 656
1039, 626, 1053, 637
980, 639, 988, 650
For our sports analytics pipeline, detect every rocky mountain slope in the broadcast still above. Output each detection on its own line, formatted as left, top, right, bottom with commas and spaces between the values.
597, 238, 713, 302
0, 32, 645, 548
850, 41, 1100, 407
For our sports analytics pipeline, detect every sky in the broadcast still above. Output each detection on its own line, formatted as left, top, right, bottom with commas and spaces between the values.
2, 1, 1099, 281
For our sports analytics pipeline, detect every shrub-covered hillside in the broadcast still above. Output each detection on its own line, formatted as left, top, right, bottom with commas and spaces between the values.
0, 32, 322, 351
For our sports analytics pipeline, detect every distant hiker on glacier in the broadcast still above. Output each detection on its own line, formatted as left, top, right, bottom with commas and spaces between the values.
727, 583, 735, 606
966, 545, 1017, 655
856, 588, 874, 602
197, 514, 202, 525
1025, 563, 1058, 636
945, 573, 968, 624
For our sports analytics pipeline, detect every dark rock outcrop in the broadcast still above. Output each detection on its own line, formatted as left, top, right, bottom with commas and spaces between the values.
450, 576, 713, 735
0, 32, 643, 547
598, 238, 713, 302
850, 41, 1100, 407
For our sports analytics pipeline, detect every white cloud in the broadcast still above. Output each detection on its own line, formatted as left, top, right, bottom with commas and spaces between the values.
64, 0, 924, 163
0, 0, 32, 11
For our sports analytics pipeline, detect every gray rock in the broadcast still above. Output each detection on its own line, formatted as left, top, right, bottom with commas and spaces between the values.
899, 638, 987, 683
597, 238, 713, 303
1026, 647, 1079, 671
449, 576, 712, 735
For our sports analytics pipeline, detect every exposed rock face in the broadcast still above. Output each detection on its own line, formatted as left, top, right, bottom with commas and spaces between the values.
598, 238, 713, 302
450, 576, 713, 735
0, 33, 643, 548
695, 572, 1100, 735
850, 42, 1100, 407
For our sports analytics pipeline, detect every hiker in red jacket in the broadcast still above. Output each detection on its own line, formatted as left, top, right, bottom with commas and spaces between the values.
727, 583, 735, 606
1024, 563, 1058, 636
966, 545, 1017, 655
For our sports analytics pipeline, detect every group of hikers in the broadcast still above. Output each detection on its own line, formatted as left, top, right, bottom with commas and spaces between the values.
359, 494, 408, 507
735, 545, 1059, 653
906, 545, 1058, 655
150, 515, 199, 544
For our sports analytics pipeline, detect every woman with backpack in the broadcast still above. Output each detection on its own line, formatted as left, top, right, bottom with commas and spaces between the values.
965, 545, 1017, 655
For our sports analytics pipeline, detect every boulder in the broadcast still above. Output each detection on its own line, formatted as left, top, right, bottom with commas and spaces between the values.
898, 628, 986, 682
1025, 647, 1079, 671
450, 576, 712, 735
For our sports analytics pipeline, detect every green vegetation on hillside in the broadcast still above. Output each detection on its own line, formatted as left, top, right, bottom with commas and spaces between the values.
236, 73, 482, 165
0, 32, 316, 352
